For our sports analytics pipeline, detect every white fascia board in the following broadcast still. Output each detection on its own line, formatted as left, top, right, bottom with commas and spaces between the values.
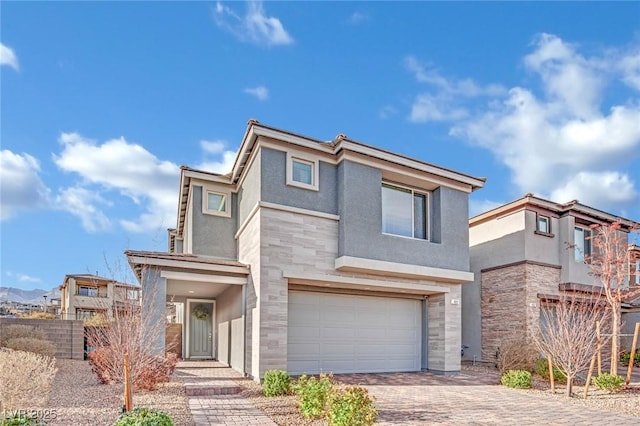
335, 256, 474, 283
128, 255, 249, 275
160, 270, 246, 285
282, 271, 450, 294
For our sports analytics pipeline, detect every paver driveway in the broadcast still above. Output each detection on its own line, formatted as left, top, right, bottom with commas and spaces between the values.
336, 370, 640, 425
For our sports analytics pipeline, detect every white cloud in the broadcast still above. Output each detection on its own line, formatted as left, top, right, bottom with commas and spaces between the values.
17, 274, 41, 283
379, 105, 398, 119
349, 12, 369, 25
200, 140, 226, 155
618, 49, 640, 91
196, 140, 237, 174
55, 186, 113, 233
0, 43, 19, 70
214, 1, 293, 46
0, 150, 50, 220
449, 33, 640, 212
53, 133, 180, 233
405, 55, 505, 123
244, 85, 269, 101
550, 172, 638, 208
410, 94, 468, 122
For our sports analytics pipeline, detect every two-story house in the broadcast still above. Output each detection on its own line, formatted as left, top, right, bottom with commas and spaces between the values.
462, 194, 640, 362
59, 274, 140, 320
126, 120, 485, 381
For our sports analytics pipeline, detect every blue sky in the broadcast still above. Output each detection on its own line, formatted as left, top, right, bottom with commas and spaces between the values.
2, 1, 640, 291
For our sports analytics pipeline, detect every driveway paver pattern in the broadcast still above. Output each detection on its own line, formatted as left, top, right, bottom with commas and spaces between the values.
336, 370, 640, 425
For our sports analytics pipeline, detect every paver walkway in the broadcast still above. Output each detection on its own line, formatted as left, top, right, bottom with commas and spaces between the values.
173, 361, 276, 426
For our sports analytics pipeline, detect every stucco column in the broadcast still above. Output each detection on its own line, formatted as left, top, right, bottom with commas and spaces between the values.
427, 285, 462, 374
141, 266, 167, 355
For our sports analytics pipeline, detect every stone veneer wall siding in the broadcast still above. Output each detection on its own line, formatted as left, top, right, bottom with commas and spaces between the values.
0, 318, 85, 360
481, 261, 561, 362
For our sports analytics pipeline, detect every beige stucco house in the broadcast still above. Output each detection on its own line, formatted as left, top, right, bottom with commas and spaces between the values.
59, 274, 140, 320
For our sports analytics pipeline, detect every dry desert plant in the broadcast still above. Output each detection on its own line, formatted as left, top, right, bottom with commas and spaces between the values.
0, 349, 57, 410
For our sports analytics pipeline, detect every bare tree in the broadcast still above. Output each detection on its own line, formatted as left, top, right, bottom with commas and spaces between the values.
532, 295, 611, 397
586, 222, 640, 374
85, 267, 176, 393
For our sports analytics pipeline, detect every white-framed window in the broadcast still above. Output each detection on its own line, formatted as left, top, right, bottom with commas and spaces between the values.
537, 215, 550, 233
286, 152, 319, 191
635, 259, 640, 285
381, 183, 428, 240
574, 227, 592, 263
203, 187, 231, 218
126, 289, 139, 300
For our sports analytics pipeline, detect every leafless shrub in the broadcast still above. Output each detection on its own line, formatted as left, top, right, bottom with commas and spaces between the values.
0, 349, 57, 410
4, 337, 56, 358
532, 294, 611, 397
85, 271, 175, 392
495, 329, 538, 374
20, 312, 57, 320
0, 324, 46, 345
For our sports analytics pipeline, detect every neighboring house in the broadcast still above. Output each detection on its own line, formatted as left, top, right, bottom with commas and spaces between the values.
462, 194, 640, 363
59, 274, 140, 320
126, 119, 485, 381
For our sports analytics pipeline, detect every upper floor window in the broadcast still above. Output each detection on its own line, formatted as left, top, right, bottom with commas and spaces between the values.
126, 289, 139, 300
286, 152, 319, 191
381, 183, 428, 240
635, 259, 640, 285
537, 215, 550, 233
77, 286, 99, 297
203, 188, 231, 218
574, 227, 592, 263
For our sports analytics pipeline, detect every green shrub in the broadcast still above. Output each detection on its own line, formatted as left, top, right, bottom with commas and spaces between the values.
263, 370, 291, 396
593, 373, 624, 393
0, 325, 46, 346
293, 373, 334, 418
328, 386, 377, 426
619, 351, 640, 367
113, 408, 173, 426
534, 358, 566, 383
4, 338, 56, 358
0, 412, 45, 426
500, 370, 532, 389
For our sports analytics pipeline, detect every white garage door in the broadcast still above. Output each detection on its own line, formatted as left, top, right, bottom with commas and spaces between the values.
288, 291, 422, 375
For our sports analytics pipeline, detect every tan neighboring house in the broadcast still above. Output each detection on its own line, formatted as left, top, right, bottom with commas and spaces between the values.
462, 194, 640, 363
59, 274, 140, 320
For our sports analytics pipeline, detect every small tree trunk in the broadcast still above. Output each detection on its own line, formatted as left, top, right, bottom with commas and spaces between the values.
611, 306, 620, 374
565, 377, 573, 397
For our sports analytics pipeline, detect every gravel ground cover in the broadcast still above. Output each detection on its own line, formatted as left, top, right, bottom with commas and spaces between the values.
44, 359, 194, 426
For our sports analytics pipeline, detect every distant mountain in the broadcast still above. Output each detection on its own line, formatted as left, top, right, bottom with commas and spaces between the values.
0, 287, 60, 305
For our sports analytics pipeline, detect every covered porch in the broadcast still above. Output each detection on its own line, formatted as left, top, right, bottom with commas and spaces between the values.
125, 251, 249, 374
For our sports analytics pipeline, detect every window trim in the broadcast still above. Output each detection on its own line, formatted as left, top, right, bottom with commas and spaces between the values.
286, 152, 319, 191
202, 187, 232, 218
381, 182, 430, 241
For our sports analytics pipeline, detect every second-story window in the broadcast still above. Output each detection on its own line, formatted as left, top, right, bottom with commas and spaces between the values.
381, 183, 428, 240
286, 152, 319, 191
78, 286, 98, 297
203, 187, 232, 218
537, 215, 550, 233
635, 259, 640, 285
574, 227, 592, 263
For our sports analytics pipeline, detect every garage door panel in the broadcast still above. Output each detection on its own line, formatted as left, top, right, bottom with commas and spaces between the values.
288, 291, 421, 375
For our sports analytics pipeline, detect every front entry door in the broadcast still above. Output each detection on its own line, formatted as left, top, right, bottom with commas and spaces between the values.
189, 301, 214, 358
